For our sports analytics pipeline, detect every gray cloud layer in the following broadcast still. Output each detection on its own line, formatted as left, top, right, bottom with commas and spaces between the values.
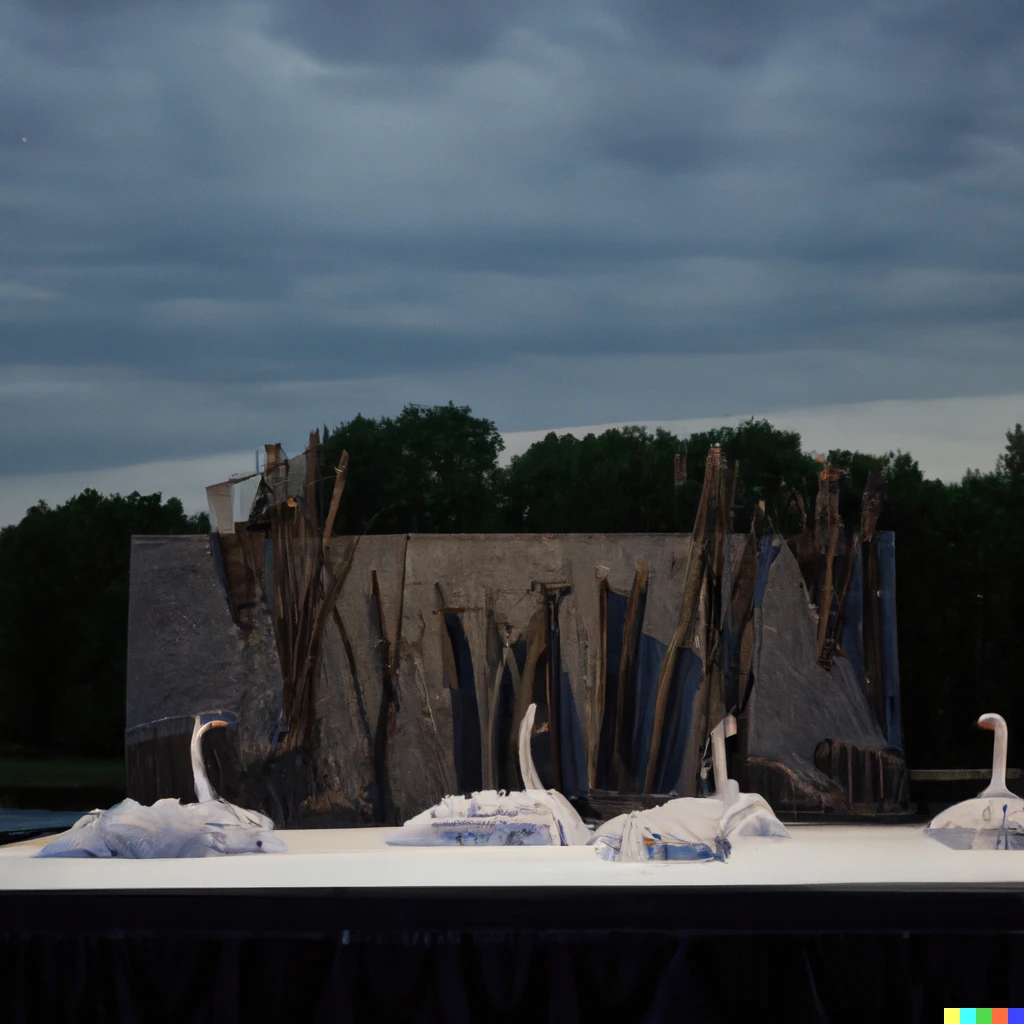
2, 0, 1023, 477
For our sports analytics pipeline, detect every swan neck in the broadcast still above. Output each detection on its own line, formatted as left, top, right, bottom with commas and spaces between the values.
518, 704, 544, 791
711, 720, 726, 796
190, 720, 217, 803
989, 720, 1008, 795
711, 714, 737, 796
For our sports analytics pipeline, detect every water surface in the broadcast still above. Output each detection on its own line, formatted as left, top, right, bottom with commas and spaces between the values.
0, 808, 85, 843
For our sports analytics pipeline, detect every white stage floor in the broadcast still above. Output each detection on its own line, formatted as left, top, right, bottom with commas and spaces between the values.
4, 823, 1024, 891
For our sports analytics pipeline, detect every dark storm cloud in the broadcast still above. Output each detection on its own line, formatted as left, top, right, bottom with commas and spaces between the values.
625, 0, 822, 67
2, 0, 1024, 481
269, 0, 535, 66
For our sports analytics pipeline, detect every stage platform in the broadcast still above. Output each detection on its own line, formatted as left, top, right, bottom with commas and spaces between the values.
6, 822, 1024, 891
5, 823, 1024, 930
4, 824, 1024, 1021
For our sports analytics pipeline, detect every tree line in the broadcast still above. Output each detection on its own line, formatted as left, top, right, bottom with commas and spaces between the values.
0, 492, 208, 758
3, 404, 1023, 772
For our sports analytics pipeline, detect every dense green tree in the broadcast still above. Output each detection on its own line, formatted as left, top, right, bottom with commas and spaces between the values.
498, 418, 822, 536
319, 403, 504, 534
0, 490, 206, 757
996, 422, 1024, 478
498, 426, 684, 533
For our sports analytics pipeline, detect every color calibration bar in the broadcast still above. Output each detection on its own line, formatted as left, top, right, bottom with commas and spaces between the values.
945, 1012, 1024, 1023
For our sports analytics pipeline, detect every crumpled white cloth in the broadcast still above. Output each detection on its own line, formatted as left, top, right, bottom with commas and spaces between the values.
924, 796, 1024, 850
591, 780, 789, 863
387, 789, 591, 847
37, 797, 287, 859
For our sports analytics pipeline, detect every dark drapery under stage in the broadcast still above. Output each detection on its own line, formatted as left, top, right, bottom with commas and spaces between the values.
0, 930, 998, 1023
3, 887, 1024, 1022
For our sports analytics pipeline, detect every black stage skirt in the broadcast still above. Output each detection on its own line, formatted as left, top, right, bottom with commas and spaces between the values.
4, 886, 1024, 1022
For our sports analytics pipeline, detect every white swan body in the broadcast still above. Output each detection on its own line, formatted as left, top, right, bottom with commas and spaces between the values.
387, 703, 591, 847
36, 796, 285, 858
925, 713, 1024, 850
591, 714, 789, 863
591, 779, 789, 863
38, 714, 285, 859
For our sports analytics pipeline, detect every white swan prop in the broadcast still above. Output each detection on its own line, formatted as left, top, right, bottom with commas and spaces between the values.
38, 714, 286, 858
924, 713, 1024, 850
387, 703, 591, 847
590, 714, 789, 863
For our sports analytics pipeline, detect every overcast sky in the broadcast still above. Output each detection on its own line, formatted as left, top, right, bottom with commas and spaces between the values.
2, 0, 1023, 524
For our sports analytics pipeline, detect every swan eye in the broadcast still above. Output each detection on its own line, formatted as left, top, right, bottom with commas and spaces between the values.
256, 840, 262, 848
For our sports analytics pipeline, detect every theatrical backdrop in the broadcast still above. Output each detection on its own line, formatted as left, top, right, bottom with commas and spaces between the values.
124, 438, 906, 829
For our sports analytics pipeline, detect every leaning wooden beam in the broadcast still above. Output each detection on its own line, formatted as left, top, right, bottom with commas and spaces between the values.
543, 586, 570, 793
860, 469, 885, 545
860, 470, 887, 731
815, 465, 842, 660
321, 450, 350, 556
281, 530, 361, 753
726, 459, 739, 534
644, 446, 721, 793
317, 448, 376, 813
731, 529, 760, 712
613, 558, 648, 791
278, 434, 325, 751
369, 567, 398, 823
821, 531, 859, 667
293, 431, 323, 674
681, 448, 729, 797
264, 443, 297, 733
592, 566, 610, 790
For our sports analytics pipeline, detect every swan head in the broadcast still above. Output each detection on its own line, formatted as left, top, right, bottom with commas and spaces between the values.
193, 713, 231, 738
978, 713, 1006, 732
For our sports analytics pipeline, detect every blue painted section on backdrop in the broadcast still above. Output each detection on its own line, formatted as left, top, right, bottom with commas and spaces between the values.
720, 536, 737, 711
737, 536, 785, 714
597, 591, 628, 788
559, 666, 589, 798
653, 647, 705, 794
753, 535, 784, 609
444, 613, 482, 794
877, 532, 903, 749
633, 633, 664, 790
630, 636, 703, 794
